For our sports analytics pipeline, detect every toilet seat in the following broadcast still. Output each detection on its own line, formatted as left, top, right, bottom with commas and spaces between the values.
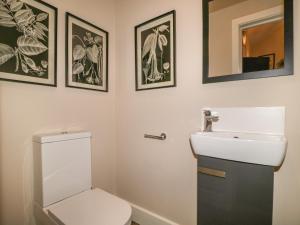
45, 188, 132, 225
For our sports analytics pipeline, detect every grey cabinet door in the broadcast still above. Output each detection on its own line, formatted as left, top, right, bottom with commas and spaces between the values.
197, 156, 274, 225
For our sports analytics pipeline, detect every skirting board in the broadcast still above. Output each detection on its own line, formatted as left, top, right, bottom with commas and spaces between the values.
130, 203, 180, 225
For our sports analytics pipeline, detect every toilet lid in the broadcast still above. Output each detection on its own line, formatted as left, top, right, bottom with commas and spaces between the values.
46, 188, 131, 225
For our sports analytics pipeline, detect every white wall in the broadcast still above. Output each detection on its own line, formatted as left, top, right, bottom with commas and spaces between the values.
116, 1, 300, 225
0, 0, 117, 224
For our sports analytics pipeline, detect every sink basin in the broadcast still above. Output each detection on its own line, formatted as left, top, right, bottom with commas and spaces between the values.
190, 131, 287, 167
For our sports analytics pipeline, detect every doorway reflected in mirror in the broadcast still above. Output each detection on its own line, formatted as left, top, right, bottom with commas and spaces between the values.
242, 19, 284, 73
203, 0, 293, 83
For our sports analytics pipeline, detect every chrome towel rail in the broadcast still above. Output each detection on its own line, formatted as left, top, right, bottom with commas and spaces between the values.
144, 133, 167, 141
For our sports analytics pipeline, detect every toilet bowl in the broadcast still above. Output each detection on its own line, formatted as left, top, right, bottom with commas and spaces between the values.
34, 188, 132, 225
33, 131, 132, 225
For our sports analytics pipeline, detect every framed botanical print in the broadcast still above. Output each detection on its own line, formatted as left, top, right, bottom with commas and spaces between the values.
135, 10, 176, 91
66, 13, 109, 92
0, 0, 57, 86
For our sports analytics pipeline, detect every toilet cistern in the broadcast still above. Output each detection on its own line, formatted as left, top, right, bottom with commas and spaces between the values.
202, 109, 219, 132
33, 131, 132, 225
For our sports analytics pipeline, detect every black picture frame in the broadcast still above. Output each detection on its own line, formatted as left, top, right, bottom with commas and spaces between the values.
66, 12, 109, 92
135, 10, 176, 91
0, 0, 57, 87
202, 0, 294, 84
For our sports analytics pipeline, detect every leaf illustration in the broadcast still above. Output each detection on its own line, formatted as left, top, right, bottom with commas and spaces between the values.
6, 0, 13, 4
35, 22, 48, 31
0, 11, 12, 19
36, 12, 48, 22
38, 28, 46, 37
23, 55, 37, 70
143, 61, 151, 76
86, 45, 99, 63
37, 70, 45, 76
0, 43, 14, 65
163, 62, 170, 70
86, 75, 93, 84
17, 36, 47, 56
73, 45, 85, 61
142, 33, 156, 58
15, 9, 31, 21
15, 51, 19, 71
94, 76, 100, 85
158, 39, 162, 51
0, 18, 15, 27
94, 36, 102, 45
41, 60, 48, 68
25, 4, 30, 10
33, 27, 46, 41
159, 34, 168, 45
158, 25, 169, 32
10, 1, 23, 11
72, 62, 84, 74
26, 15, 35, 24
21, 62, 29, 73
0, 5, 9, 12
17, 19, 27, 28
0, 17, 13, 22
33, 24, 46, 36
158, 34, 168, 51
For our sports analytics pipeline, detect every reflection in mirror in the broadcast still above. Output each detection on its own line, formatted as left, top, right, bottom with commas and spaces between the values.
207, 0, 288, 78
242, 20, 284, 73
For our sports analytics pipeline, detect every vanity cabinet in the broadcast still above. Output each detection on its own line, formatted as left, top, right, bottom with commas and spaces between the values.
197, 156, 274, 225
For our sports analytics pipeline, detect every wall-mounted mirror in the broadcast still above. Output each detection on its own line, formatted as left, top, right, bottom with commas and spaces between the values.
203, 0, 293, 83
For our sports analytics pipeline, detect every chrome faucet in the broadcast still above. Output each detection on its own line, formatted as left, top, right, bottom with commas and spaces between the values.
202, 110, 219, 132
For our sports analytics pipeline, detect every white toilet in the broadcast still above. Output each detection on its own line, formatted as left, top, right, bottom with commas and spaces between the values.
33, 131, 132, 225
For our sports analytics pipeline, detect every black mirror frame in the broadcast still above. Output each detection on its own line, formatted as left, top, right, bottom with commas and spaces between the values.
203, 0, 294, 84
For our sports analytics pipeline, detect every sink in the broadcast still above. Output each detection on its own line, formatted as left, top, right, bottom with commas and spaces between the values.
190, 131, 287, 167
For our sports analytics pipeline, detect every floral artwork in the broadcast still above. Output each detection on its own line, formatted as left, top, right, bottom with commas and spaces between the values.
135, 10, 176, 91
66, 13, 108, 92
72, 26, 103, 86
0, 0, 57, 86
141, 22, 170, 83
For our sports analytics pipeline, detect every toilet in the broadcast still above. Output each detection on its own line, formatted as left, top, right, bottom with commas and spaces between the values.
33, 131, 132, 225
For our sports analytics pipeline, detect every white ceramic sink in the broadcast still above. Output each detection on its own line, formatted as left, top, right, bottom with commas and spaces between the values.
190, 131, 287, 167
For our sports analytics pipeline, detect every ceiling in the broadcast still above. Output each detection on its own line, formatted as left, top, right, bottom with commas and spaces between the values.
209, 0, 248, 12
